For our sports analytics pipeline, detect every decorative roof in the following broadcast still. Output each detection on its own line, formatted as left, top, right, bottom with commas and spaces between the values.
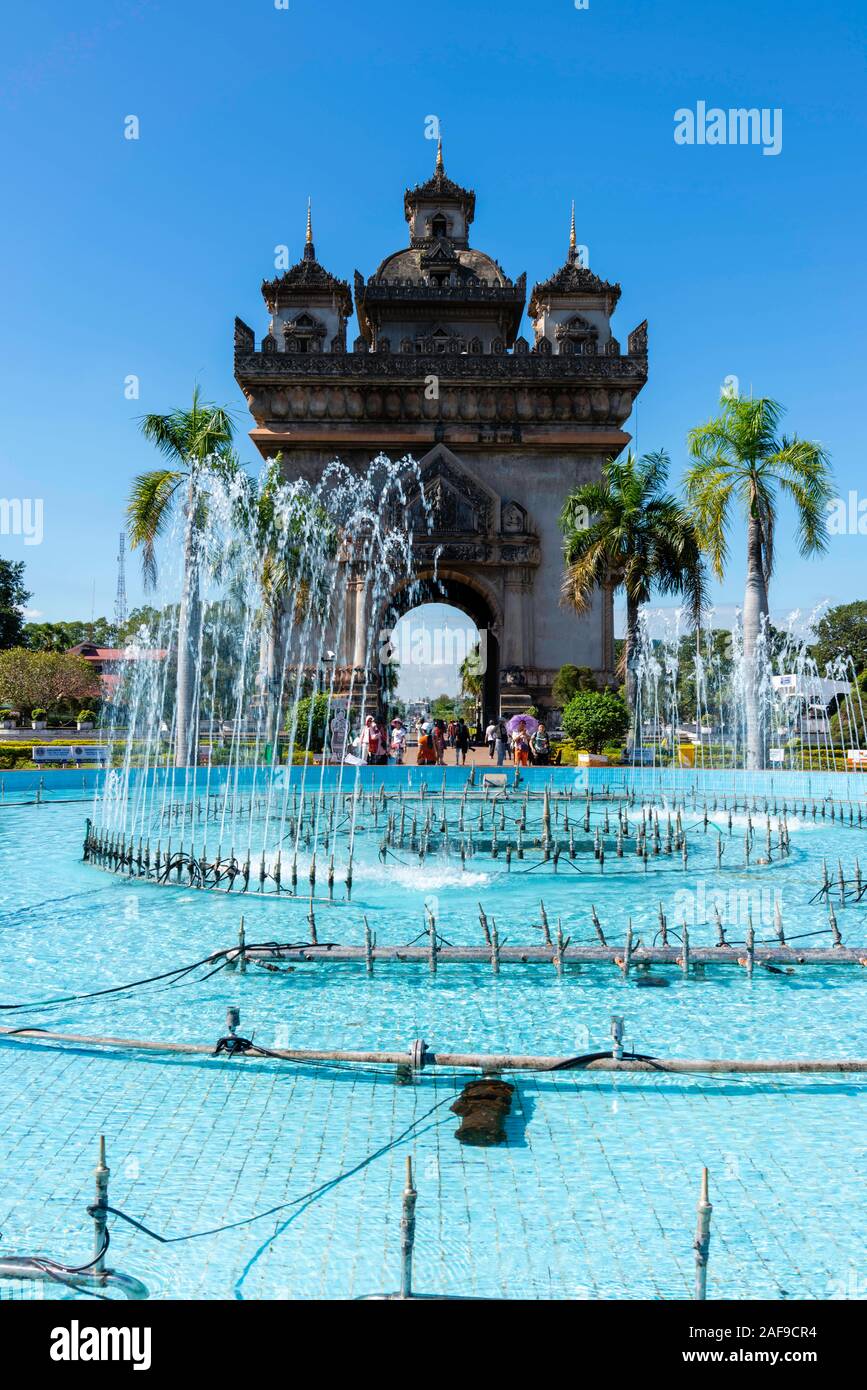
370, 244, 511, 287
261, 203, 352, 316
528, 206, 622, 316
528, 257, 622, 317
404, 140, 476, 224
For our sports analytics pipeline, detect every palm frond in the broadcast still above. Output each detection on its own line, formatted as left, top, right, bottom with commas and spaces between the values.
770, 436, 834, 556
560, 447, 704, 625
126, 469, 183, 588
684, 462, 736, 580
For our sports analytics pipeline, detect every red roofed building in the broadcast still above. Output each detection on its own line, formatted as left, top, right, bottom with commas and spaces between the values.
68, 643, 168, 699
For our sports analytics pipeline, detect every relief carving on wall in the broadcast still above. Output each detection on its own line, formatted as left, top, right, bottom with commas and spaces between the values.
501, 500, 527, 533
398, 451, 495, 536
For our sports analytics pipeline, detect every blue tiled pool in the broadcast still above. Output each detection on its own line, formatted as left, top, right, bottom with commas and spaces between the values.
0, 772, 864, 1299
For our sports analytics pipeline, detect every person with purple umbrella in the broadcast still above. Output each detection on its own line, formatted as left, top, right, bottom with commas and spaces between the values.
512, 718, 531, 767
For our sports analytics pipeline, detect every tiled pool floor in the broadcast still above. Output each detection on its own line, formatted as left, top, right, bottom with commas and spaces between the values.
0, 1043, 861, 1300
0, 796, 864, 1299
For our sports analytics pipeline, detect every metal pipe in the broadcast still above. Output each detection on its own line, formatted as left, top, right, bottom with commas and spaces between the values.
226, 943, 866, 966
2, 1028, 865, 1074
93, 1135, 109, 1277
0, 1258, 147, 1300
399, 1156, 417, 1299
694, 1167, 712, 1300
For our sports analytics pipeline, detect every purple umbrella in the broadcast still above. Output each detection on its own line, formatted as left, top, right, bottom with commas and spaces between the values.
507, 714, 538, 735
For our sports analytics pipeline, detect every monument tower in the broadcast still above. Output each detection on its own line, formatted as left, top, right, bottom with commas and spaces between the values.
234, 145, 648, 722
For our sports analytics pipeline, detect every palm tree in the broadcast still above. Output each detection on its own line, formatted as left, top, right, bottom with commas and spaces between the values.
127, 388, 236, 764
560, 449, 705, 713
686, 394, 832, 769
459, 642, 484, 730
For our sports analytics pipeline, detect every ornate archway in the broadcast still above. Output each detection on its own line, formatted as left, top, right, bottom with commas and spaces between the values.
380, 569, 502, 729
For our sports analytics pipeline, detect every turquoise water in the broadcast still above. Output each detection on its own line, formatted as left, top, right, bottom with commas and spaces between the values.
0, 777, 865, 1299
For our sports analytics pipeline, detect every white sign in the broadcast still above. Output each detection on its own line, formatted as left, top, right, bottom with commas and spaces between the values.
32, 745, 109, 763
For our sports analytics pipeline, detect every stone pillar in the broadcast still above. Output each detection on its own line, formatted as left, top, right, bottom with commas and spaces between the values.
351, 578, 369, 671
502, 569, 531, 669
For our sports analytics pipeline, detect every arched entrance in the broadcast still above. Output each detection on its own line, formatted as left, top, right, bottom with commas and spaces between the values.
379, 572, 501, 731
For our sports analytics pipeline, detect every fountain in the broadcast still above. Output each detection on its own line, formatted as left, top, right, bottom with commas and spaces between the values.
628, 606, 867, 774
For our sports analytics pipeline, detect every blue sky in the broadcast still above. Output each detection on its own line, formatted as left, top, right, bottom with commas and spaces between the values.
1, 0, 865, 635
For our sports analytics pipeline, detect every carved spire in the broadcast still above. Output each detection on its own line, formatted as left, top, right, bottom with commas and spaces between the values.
569, 200, 577, 261
435, 136, 444, 177
303, 197, 315, 262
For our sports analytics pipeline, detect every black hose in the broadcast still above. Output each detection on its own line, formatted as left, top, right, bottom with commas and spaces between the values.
548, 1049, 664, 1072
0, 940, 340, 1015
0, 952, 224, 1014
99, 1095, 456, 1246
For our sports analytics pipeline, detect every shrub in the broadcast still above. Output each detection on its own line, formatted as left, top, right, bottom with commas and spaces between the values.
287, 694, 331, 753
77, 710, 95, 723
561, 690, 630, 752
551, 664, 599, 707
31, 708, 47, 720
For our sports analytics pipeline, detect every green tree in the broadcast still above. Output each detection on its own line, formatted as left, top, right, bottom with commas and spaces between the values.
0, 649, 100, 717
561, 690, 630, 752
117, 606, 166, 644
810, 602, 867, 676
430, 693, 466, 721
24, 618, 117, 651
458, 642, 484, 727
0, 559, 30, 649
23, 622, 70, 652
560, 450, 705, 712
551, 664, 598, 707
288, 692, 332, 753
686, 394, 833, 769
127, 387, 237, 765
459, 643, 483, 701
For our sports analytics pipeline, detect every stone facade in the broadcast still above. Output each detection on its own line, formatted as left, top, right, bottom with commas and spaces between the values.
235, 146, 648, 719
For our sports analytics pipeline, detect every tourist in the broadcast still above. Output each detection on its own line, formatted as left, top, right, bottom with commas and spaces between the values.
513, 719, 530, 767
389, 718, 406, 764
484, 718, 497, 758
494, 718, 509, 767
417, 722, 436, 765
360, 715, 382, 764
376, 717, 389, 764
531, 722, 550, 766
447, 717, 458, 752
456, 717, 471, 765
432, 720, 446, 765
